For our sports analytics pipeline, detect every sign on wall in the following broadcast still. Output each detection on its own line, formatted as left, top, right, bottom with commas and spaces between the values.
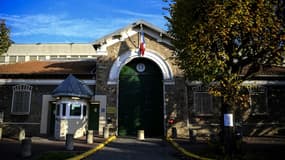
224, 114, 233, 127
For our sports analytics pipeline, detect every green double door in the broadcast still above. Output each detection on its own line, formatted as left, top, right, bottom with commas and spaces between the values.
118, 58, 164, 137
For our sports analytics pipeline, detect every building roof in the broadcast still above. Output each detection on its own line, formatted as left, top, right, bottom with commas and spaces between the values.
0, 60, 96, 75
52, 74, 93, 98
5, 43, 97, 56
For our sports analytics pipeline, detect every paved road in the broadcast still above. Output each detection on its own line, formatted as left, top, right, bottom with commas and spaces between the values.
86, 137, 179, 160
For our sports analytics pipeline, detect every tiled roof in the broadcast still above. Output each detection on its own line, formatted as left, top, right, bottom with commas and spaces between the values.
52, 74, 93, 98
0, 60, 96, 75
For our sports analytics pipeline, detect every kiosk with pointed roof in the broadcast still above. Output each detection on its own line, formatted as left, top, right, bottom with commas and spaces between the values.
52, 74, 93, 139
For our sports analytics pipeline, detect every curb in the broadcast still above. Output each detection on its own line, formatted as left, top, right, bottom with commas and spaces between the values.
66, 135, 116, 160
166, 137, 215, 160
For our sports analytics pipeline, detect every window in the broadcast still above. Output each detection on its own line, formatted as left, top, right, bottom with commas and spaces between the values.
55, 102, 88, 118
62, 103, 67, 116
11, 84, 32, 115
193, 86, 213, 115
9, 56, 16, 63
50, 55, 57, 60
38, 56, 46, 61
0, 56, 5, 63
56, 104, 60, 116
58, 55, 66, 60
83, 105, 87, 116
30, 56, 37, 61
18, 56, 25, 62
248, 86, 268, 115
70, 104, 81, 116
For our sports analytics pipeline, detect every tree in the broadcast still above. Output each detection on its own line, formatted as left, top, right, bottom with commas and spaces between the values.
0, 19, 12, 55
165, 0, 285, 156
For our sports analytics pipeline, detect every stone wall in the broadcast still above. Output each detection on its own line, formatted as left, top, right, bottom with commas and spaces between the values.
186, 84, 285, 138
0, 84, 95, 137
0, 85, 56, 137
95, 33, 187, 136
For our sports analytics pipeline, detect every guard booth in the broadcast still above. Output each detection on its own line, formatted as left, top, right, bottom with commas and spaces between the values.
52, 74, 94, 139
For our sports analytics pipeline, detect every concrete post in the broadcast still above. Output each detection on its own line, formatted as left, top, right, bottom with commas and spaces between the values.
103, 127, 109, 139
189, 129, 197, 143
65, 134, 74, 150
87, 130, 93, 144
171, 127, 177, 138
137, 130, 144, 140
0, 128, 2, 140
21, 138, 32, 158
19, 128, 25, 141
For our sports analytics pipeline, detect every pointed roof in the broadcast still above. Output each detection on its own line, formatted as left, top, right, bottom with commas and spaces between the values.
52, 74, 93, 98
92, 20, 173, 51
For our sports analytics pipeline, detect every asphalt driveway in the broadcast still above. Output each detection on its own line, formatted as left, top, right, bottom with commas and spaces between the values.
86, 137, 178, 160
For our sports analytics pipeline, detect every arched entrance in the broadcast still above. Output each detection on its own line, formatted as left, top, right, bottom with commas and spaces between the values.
118, 58, 164, 137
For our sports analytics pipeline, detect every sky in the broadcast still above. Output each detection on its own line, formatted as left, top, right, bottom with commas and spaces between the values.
0, 0, 169, 43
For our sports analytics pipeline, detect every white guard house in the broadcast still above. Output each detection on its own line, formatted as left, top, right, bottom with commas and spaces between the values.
52, 74, 93, 139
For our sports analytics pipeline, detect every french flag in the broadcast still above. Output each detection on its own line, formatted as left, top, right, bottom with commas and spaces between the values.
139, 31, 146, 56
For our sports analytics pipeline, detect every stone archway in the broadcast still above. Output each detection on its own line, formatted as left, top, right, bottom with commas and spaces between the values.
108, 50, 175, 137
107, 50, 174, 85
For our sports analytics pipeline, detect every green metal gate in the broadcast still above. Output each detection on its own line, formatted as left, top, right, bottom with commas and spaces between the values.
118, 58, 164, 137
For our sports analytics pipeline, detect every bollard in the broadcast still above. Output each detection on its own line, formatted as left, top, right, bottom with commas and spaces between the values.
0, 128, 2, 140
103, 127, 109, 139
137, 130, 144, 140
19, 128, 25, 141
171, 127, 177, 138
21, 138, 32, 158
189, 129, 197, 143
65, 134, 74, 150
87, 130, 94, 144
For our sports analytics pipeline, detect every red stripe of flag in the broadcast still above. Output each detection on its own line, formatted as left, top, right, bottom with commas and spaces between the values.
139, 31, 146, 56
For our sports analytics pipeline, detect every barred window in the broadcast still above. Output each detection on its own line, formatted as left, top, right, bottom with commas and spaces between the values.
30, 56, 37, 61
11, 84, 32, 115
248, 86, 268, 115
18, 56, 25, 62
193, 86, 213, 115
9, 56, 16, 63
0, 56, 5, 63
38, 56, 46, 61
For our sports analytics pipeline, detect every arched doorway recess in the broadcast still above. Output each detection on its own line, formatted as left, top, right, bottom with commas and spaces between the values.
118, 58, 164, 137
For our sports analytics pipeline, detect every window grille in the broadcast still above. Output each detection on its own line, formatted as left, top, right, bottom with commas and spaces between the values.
0, 56, 5, 63
18, 56, 25, 62
248, 86, 268, 115
11, 84, 32, 115
193, 86, 213, 115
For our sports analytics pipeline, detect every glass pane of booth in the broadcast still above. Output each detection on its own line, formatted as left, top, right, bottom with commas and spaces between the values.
70, 104, 81, 116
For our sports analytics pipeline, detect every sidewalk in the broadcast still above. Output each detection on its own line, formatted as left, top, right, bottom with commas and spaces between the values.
172, 136, 285, 160
0, 136, 105, 160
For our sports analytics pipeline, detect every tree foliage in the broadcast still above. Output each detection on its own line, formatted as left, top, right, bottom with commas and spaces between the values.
0, 19, 12, 55
166, 0, 285, 108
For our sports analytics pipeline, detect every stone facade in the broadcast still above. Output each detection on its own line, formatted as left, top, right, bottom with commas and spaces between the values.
95, 32, 187, 137
1, 20, 284, 139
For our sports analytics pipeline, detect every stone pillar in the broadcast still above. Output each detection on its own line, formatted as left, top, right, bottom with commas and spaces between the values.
21, 138, 32, 158
189, 129, 197, 143
19, 128, 25, 141
87, 130, 93, 144
65, 134, 74, 150
103, 127, 109, 139
137, 130, 144, 140
0, 128, 2, 140
171, 127, 177, 138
